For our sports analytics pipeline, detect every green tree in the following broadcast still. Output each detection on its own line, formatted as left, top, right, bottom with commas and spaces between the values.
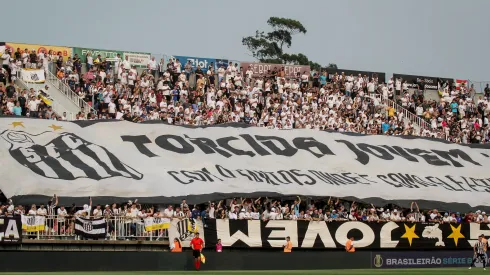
242, 17, 324, 70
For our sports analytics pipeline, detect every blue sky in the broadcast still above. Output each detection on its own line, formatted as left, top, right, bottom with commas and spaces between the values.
3, 0, 489, 81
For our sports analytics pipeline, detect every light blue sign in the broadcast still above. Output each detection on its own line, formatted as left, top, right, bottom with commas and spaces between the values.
173, 55, 216, 73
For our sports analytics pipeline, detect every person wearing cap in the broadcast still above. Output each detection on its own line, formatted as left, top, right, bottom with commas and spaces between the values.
75, 197, 92, 217
442, 212, 452, 223
238, 208, 246, 220
455, 212, 462, 223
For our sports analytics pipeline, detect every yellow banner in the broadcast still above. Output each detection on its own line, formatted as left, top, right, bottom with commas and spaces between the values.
21, 215, 46, 232
6, 42, 72, 61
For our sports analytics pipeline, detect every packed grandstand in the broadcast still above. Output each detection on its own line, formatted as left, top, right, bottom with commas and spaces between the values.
0, 42, 489, 247
0, 43, 489, 145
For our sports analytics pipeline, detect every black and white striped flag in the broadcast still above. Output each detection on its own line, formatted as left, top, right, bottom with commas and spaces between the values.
75, 217, 106, 239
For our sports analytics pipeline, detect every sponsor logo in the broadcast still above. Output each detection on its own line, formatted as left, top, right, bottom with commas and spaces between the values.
374, 254, 384, 268
29, 73, 40, 82
83, 221, 93, 232
0, 130, 143, 181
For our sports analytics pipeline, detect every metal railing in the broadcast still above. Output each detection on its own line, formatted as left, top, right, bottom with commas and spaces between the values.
371, 93, 429, 130
15, 72, 75, 120
45, 70, 96, 115
22, 215, 169, 241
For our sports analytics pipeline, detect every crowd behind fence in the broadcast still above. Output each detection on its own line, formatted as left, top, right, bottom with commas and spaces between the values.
8, 196, 490, 242
21, 215, 169, 241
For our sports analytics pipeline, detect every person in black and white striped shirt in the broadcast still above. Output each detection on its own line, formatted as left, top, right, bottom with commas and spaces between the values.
47, 194, 58, 216
469, 234, 487, 270
46, 194, 58, 236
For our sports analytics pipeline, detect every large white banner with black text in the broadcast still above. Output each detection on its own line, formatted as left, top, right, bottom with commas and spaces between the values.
0, 118, 489, 209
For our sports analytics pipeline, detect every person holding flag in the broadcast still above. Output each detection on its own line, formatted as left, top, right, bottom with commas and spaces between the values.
190, 232, 205, 271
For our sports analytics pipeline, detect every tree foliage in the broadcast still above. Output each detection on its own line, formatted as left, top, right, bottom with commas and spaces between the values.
242, 17, 325, 70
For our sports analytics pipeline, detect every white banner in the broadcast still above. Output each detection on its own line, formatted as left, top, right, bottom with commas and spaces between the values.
0, 119, 489, 208
20, 69, 45, 83
123, 52, 150, 68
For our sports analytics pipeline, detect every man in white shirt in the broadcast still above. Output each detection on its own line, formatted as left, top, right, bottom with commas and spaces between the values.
217, 66, 225, 84
122, 56, 131, 70
228, 207, 238, 220
238, 209, 246, 220
381, 209, 391, 221
390, 209, 402, 221
163, 205, 174, 218
37, 204, 47, 216
148, 56, 157, 78
93, 205, 103, 218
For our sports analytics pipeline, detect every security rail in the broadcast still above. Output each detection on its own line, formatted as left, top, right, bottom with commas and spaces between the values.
45, 70, 97, 115
15, 73, 75, 120
371, 93, 429, 130
22, 215, 169, 241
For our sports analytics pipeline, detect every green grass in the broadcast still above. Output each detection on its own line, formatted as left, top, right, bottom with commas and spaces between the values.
0, 269, 487, 275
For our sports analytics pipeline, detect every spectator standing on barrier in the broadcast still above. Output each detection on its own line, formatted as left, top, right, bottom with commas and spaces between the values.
46, 194, 58, 237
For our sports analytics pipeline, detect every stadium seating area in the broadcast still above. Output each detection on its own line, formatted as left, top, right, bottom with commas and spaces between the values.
1, 47, 489, 145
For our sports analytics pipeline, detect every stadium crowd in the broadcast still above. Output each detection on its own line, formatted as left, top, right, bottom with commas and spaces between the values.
1, 195, 488, 226
1, 48, 490, 145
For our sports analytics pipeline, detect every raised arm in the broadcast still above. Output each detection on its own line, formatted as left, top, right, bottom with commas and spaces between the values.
350, 201, 356, 212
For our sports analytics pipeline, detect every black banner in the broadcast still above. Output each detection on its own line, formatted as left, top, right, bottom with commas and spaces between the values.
0, 216, 21, 244
393, 73, 453, 90
204, 220, 487, 250
323, 68, 386, 84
